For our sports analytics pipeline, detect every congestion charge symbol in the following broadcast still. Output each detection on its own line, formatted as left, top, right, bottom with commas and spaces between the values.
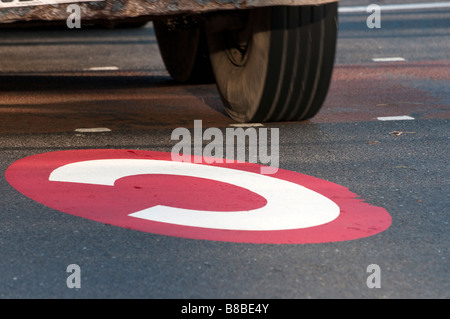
4, 149, 392, 244
48, 158, 340, 231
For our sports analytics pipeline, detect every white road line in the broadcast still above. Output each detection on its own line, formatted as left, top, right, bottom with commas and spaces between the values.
75, 128, 111, 132
0, 0, 104, 9
339, 1, 450, 13
229, 123, 264, 127
85, 66, 119, 71
372, 57, 406, 62
377, 115, 415, 121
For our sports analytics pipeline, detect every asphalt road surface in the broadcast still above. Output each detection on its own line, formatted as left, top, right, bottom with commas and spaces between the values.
0, 0, 449, 300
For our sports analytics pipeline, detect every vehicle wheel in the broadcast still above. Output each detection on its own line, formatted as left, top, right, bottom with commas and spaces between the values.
153, 18, 214, 83
206, 4, 338, 122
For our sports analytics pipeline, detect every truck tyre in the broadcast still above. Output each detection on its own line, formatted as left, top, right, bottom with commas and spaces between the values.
206, 4, 338, 122
153, 19, 214, 83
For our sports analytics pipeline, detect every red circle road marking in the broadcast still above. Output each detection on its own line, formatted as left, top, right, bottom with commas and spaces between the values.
5, 149, 391, 244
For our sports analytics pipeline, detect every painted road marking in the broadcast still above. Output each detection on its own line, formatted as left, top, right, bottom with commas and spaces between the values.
229, 123, 264, 128
75, 128, 111, 133
372, 57, 406, 63
0, 0, 104, 8
49, 159, 339, 231
377, 115, 415, 121
84, 66, 119, 71
339, 1, 450, 13
5, 149, 392, 244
